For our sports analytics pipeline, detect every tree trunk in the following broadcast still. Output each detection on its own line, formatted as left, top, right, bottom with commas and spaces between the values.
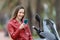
55, 0, 60, 36
27, 0, 33, 33
36, 0, 43, 31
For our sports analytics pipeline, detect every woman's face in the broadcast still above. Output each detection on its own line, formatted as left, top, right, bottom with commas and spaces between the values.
16, 9, 24, 20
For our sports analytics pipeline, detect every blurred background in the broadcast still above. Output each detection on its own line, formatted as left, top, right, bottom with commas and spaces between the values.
0, 0, 60, 40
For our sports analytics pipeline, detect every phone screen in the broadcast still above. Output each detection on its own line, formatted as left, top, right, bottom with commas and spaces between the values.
24, 19, 28, 24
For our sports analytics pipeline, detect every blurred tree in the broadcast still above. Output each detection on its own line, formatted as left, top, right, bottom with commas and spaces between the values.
27, 0, 33, 33
0, 0, 21, 19
36, 0, 43, 31
55, 0, 60, 36
48, 0, 55, 20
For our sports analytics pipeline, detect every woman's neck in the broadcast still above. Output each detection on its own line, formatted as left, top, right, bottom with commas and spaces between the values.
16, 18, 22, 23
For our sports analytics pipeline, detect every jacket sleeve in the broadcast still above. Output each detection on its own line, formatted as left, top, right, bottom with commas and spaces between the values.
26, 25, 33, 40
7, 23, 20, 39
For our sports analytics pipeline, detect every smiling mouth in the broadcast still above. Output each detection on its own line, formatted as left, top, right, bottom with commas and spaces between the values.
18, 15, 23, 18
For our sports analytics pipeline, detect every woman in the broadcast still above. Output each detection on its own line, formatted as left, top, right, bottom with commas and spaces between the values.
7, 6, 33, 40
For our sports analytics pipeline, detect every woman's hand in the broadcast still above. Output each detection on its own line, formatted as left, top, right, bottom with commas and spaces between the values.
19, 23, 25, 29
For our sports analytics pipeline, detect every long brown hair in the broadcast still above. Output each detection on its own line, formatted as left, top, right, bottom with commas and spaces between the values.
12, 6, 25, 21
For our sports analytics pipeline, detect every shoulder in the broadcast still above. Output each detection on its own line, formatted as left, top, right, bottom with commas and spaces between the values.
7, 19, 16, 25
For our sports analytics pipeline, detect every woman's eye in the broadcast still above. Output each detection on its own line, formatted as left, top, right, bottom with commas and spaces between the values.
19, 12, 24, 14
19, 12, 21, 13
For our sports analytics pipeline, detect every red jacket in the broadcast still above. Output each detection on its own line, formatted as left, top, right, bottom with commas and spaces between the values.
7, 19, 33, 40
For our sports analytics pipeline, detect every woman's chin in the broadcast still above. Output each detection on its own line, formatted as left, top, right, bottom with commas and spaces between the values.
18, 17, 22, 20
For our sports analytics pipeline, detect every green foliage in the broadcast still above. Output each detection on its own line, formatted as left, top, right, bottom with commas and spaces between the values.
0, 24, 3, 30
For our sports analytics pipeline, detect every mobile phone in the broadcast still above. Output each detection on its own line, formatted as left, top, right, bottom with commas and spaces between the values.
24, 19, 28, 24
